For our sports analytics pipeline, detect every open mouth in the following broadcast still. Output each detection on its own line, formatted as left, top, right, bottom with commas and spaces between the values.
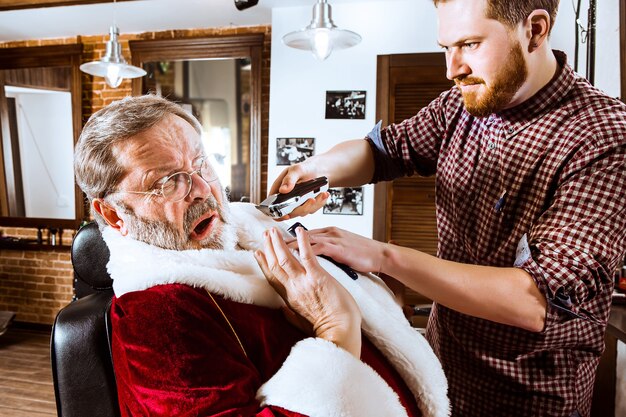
190, 214, 217, 241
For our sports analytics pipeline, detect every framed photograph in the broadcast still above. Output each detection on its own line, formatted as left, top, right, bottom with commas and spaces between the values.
323, 187, 364, 215
276, 137, 315, 166
325, 90, 366, 119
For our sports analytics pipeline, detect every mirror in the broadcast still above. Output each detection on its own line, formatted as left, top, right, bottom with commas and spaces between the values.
130, 35, 263, 203
0, 44, 84, 229
140, 58, 252, 202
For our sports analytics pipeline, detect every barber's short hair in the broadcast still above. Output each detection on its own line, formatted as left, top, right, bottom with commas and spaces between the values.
432, 0, 559, 34
74, 95, 202, 224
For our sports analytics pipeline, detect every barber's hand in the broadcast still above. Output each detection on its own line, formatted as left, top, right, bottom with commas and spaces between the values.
254, 227, 362, 357
286, 227, 387, 274
269, 162, 329, 221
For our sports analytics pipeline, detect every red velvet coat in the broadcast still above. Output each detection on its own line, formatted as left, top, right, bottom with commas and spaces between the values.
104, 203, 450, 417
112, 284, 423, 416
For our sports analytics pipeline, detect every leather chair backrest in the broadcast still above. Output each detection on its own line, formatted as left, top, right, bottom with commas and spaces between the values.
51, 223, 121, 417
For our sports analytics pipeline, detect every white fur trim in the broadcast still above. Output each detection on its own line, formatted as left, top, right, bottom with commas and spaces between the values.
257, 338, 408, 417
103, 202, 449, 417
102, 204, 286, 308
104, 231, 283, 308
339, 269, 449, 417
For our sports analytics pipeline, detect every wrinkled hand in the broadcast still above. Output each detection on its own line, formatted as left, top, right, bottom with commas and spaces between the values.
285, 227, 387, 274
269, 163, 329, 221
254, 227, 362, 357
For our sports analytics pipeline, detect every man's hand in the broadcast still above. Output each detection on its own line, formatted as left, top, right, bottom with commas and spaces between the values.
254, 227, 362, 357
269, 162, 329, 220
285, 226, 387, 274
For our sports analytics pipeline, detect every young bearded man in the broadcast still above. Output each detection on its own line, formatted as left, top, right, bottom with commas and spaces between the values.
73, 94, 450, 417
267, 1, 626, 416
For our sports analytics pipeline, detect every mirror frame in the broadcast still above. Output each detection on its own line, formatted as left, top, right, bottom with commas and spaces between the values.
0, 44, 84, 228
619, 0, 626, 103
129, 34, 264, 203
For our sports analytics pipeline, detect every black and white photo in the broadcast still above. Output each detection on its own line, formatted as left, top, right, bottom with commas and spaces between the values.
275, 137, 315, 166
325, 90, 366, 120
323, 187, 364, 215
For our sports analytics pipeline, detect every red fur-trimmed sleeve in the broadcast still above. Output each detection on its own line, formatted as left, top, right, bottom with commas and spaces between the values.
111, 284, 306, 417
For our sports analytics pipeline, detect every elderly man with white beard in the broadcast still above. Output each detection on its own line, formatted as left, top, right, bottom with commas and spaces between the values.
73, 95, 449, 417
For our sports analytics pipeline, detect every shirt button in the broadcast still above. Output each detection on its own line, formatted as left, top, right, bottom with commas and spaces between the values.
488, 142, 496, 150
507, 127, 514, 134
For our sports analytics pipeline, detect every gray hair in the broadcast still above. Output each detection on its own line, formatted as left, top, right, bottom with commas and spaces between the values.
74, 94, 202, 226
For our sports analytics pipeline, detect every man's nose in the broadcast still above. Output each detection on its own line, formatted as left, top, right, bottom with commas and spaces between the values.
187, 171, 214, 201
446, 49, 470, 81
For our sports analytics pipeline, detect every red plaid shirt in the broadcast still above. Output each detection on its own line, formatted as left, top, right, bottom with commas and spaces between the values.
367, 51, 626, 417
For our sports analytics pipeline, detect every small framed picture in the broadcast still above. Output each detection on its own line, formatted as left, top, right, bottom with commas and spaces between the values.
325, 90, 366, 119
276, 137, 315, 166
323, 187, 364, 215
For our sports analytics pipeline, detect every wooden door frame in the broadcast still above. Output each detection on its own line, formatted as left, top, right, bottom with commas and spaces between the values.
0, 0, 139, 11
372, 52, 447, 243
373, 55, 392, 244
619, 0, 626, 103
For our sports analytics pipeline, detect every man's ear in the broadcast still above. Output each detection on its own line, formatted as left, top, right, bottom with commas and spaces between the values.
93, 198, 129, 236
526, 9, 551, 52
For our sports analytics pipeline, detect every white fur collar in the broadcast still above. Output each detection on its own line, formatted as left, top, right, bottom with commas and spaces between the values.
103, 203, 285, 307
103, 202, 449, 417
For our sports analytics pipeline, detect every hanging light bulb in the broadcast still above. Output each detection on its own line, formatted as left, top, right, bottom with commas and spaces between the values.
311, 29, 332, 61
79, 2, 146, 88
283, 0, 361, 61
104, 63, 123, 88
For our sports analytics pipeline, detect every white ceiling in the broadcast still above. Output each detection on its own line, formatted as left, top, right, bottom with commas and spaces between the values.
0, 0, 372, 42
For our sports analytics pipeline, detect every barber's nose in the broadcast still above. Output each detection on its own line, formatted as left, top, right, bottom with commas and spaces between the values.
187, 172, 214, 202
446, 49, 469, 81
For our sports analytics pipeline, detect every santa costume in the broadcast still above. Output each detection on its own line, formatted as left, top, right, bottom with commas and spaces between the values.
103, 203, 449, 417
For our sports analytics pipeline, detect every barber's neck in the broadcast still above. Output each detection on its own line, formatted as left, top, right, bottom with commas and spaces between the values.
505, 46, 558, 110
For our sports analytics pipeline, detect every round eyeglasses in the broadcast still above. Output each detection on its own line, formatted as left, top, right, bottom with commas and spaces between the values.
109, 157, 219, 202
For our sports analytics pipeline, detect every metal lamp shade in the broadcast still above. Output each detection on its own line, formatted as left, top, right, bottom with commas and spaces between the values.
282, 0, 361, 61
79, 25, 146, 88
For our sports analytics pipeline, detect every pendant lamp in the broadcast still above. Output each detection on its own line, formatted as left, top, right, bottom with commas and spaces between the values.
79, 1, 146, 88
282, 0, 361, 61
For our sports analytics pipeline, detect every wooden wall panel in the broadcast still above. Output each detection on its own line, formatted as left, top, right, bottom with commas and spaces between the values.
3, 67, 71, 91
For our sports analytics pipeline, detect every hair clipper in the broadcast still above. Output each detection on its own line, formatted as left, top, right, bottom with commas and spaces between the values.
256, 176, 328, 218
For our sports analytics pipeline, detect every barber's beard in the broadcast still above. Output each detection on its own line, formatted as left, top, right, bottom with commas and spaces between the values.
455, 40, 528, 118
117, 193, 238, 251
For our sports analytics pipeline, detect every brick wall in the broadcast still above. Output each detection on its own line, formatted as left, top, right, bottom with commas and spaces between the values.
0, 25, 271, 325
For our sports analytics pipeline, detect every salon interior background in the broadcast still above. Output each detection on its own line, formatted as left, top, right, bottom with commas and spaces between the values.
0, 0, 621, 323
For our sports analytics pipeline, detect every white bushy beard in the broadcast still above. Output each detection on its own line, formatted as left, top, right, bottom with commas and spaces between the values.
116, 192, 238, 251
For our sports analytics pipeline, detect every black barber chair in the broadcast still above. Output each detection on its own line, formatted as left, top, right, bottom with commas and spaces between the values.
51, 222, 121, 417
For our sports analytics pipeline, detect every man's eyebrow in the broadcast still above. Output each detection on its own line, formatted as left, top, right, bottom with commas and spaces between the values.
139, 153, 205, 188
140, 166, 175, 189
437, 37, 482, 48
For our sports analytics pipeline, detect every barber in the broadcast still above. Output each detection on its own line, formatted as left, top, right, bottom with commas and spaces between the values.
264, 0, 626, 416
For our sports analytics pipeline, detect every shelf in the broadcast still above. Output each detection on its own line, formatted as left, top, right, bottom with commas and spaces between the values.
0, 239, 70, 251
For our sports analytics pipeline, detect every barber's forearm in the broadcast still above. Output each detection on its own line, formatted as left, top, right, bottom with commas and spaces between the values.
381, 245, 547, 332
310, 139, 375, 187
